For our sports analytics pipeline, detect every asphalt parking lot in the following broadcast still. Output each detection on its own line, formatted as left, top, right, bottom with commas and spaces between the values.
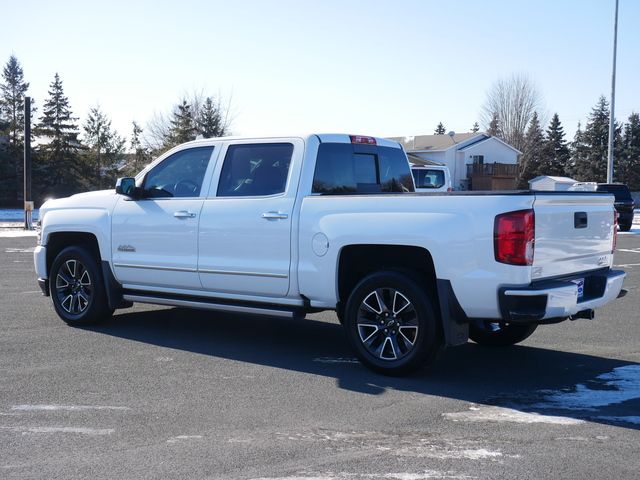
1, 233, 639, 479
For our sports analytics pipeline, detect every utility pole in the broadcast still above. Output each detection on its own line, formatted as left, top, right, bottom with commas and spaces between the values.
23, 96, 33, 230
607, 0, 619, 184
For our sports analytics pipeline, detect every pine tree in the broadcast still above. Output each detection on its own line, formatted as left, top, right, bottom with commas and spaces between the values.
487, 112, 500, 137
82, 105, 125, 189
0, 55, 30, 204
518, 112, 545, 188
434, 122, 446, 135
572, 96, 614, 182
471, 122, 480, 133
166, 100, 197, 148
618, 112, 640, 190
129, 121, 150, 174
198, 97, 225, 138
541, 113, 570, 177
35, 73, 82, 198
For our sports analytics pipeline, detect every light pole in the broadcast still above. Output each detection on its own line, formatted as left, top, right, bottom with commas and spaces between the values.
607, 0, 619, 184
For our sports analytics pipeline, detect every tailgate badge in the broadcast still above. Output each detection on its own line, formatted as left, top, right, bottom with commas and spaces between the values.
118, 245, 136, 252
598, 256, 609, 266
532, 266, 543, 278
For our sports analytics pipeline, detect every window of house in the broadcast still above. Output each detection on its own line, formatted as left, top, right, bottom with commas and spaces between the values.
217, 143, 293, 197
472, 155, 485, 165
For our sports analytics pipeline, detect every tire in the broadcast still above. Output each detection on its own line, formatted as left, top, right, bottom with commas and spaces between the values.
469, 321, 537, 347
619, 224, 632, 232
49, 246, 113, 326
343, 271, 441, 376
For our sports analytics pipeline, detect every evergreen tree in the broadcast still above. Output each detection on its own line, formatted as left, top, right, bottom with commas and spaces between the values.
34, 73, 82, 198
198, 97, 225, 138
0, 55, 30, 204
541, 113, 570, 177
618, 112, 640, 190
166, 99, 197, 148
518, 112, 545, 188
471, 122, 480, 133
487, 112, 501, 137
572, 96, 615, 182
434, 122, 446, 135
129, 121, 150, 175
82, 105, 126, 189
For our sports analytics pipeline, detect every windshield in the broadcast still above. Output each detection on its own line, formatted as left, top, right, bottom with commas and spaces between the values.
412, 168, 445, 189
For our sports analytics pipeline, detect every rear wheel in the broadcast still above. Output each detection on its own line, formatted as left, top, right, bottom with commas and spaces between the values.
619, 223, 632, 232
469, 321, 537, 346
49, 246, 113, 326
344, 271, 441, 376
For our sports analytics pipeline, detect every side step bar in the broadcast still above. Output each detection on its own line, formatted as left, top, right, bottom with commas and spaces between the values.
122, 294, 302, 319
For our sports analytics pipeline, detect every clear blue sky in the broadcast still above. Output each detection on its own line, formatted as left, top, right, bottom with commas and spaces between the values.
2, 0, 639, 144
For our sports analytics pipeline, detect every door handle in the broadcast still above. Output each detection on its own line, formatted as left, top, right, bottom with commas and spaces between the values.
261, 211, 289, 220
174, 210, 196, 219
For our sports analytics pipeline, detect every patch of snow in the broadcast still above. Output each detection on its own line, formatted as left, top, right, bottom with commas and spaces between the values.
443, 405, 583, 425
313, 357, 360, 364
1, 426, 113, 435
532, 365, 640, 411
0, 230, 37, 237
12, 404, 130, 411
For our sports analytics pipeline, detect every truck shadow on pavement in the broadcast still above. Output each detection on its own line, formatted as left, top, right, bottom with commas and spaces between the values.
88, 306, 640, 431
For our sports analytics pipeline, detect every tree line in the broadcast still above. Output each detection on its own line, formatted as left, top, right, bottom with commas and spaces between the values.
0, 55, 230, 206
436, 74, 640, 191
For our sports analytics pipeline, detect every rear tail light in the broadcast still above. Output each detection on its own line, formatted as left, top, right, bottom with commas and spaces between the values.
494, 209, 535, 266
350, 135, 377, 145
612, 210, 618, 253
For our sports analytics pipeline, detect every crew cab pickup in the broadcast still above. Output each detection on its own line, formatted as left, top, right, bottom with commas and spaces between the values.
34, 134, 627, 375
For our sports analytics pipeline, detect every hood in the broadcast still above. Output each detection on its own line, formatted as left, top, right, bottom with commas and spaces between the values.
39, 189, 120, 219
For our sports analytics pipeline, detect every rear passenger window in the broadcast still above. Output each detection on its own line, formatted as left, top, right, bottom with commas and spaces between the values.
312, 143, 414, 194
217, 143, 293, 197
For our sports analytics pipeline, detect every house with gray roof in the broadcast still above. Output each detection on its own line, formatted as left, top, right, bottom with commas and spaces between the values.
388, 132, 521, 190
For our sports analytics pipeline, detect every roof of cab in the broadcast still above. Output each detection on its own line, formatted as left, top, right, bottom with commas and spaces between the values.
176, 133, 402, 149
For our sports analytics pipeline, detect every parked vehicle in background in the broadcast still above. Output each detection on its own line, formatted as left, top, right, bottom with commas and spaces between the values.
410, 164, 452, 192
596, 184, 635, 231
33, 134, 626, 375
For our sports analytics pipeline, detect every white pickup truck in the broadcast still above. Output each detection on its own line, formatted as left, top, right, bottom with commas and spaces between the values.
34, 134, 627, 375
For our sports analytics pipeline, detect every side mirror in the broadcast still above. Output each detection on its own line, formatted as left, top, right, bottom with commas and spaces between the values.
115, 177, 137, 197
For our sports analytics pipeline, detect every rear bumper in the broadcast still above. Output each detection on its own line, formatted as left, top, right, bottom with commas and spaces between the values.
499, 269, 626, 323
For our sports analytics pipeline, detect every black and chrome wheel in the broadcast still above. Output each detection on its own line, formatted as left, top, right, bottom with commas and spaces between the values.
49, 246, 112, 325
344, 271, 441, 376
469, 320, 537, 347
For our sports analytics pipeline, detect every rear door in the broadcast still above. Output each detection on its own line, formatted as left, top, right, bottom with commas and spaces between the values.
197, 138, 304, 296
532, 193, 615, 280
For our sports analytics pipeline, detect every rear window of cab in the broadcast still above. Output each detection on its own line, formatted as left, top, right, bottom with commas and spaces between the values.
312, 143, 414, 194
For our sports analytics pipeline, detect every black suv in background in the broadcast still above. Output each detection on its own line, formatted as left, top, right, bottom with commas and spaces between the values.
596, 184, 635, 231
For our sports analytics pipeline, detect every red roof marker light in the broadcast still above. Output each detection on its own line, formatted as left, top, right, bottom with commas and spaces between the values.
350, 135, 377, 145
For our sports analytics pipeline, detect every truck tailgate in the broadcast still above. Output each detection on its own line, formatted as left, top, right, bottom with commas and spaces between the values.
532, 193, 615, 280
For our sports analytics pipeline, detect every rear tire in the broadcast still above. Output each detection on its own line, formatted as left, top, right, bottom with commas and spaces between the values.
343, 271, 441, 376
49, 246, 113, 326
619, 224, 632, 232
469, 321, 537, 346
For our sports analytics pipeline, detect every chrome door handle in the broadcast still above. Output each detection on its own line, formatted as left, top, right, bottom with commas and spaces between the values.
261, 211, 289, 220
174, 210, 196, 219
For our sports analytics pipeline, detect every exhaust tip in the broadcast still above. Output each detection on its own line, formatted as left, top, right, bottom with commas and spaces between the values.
570, 309, 595, 321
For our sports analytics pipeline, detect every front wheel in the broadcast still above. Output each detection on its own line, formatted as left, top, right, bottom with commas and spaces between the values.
49, 246, 113, 326
344, 271, 442, 376
469, 321, 537, 346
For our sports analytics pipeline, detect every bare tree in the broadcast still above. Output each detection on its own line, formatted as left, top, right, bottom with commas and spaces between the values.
143, 89, 233, 154
480, 73, 543, 152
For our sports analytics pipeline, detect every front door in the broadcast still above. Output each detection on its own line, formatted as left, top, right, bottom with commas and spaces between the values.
198, 140, 301, 297
112, 145, 217, 290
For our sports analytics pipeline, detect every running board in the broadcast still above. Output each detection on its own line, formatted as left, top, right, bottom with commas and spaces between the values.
122, 294, 299, 319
